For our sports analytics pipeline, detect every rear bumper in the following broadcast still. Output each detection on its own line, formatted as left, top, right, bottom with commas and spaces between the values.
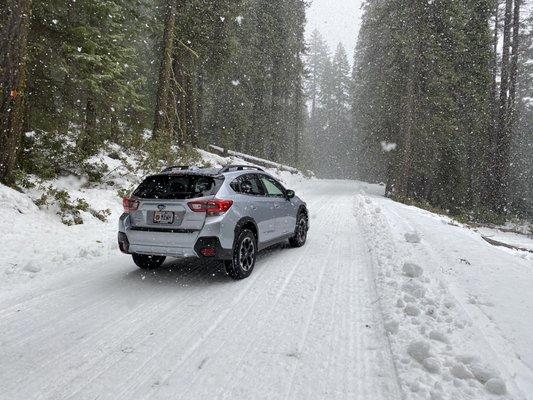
121, 235, 232, 260
118, 214, 234, 260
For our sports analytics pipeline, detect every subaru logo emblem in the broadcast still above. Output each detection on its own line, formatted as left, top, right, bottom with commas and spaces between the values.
157, 204, 166, 211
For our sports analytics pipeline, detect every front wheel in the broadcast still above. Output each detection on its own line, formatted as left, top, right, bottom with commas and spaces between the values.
132, 253, 166, 270
225, 229, 257, 280
289, 213, 308, 248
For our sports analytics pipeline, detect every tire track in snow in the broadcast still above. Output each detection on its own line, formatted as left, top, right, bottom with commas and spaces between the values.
147, 194, 339, 400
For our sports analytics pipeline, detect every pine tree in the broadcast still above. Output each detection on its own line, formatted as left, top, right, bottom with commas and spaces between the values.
0, 0, 32, 181
153, 0, 178, 144
353, 0, 494, 215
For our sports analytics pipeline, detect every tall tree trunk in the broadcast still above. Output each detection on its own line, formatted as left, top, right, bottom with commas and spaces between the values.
173, 56, 188, 147
153, 0, 178, 142
484, 0, 501, 205
196, 67, 205, 147
491, 0, 514, 212
395, 68, 416, 198
269, 57, 283, 162
185, 57, 199, 147
490, 0, 500, 129
508, 0, 521, 112
0, 0, 32, 181
77, 96, 97, 155
293, 82, 302, 166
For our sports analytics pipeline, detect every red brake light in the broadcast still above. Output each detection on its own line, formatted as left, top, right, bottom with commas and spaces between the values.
200, 247, 217, 257
188, 199, 233, 215
123, 197, 139, 213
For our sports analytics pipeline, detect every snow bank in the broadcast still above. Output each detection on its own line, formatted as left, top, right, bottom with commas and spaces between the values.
354, 193, 531, 400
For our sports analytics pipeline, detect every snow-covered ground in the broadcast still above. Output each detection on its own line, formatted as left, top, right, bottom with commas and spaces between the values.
1, 156, 532, 399
356, 189, 533, 399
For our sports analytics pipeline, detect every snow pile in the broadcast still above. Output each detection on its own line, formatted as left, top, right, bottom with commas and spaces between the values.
354, 193, 528, 400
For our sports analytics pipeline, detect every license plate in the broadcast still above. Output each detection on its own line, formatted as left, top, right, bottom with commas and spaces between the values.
153, 211, 174, 224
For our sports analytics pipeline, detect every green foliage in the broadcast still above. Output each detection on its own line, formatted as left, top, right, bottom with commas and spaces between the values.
307, 40, 354, 178
117, 187, 132, 199
34, 185, 89, 225
8, 0, 307, 183
26, 0, 155, 160
90, 208, 112, 222
353, 0, 494, 214
137, 140, 203, 173
34, 184, 114, 225
202, 0, 307, 165
19, 130, 78, 180
80, 160, 110, 184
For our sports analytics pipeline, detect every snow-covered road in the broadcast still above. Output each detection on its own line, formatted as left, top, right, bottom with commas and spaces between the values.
1, 179, 531, 400
0, 181, 401, 400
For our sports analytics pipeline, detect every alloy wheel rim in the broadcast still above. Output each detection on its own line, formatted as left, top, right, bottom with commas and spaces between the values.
297, 218, 307, 242
239, 237, 255, 271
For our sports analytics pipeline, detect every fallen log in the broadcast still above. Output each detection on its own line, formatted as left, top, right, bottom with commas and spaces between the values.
481, 236, 533, 254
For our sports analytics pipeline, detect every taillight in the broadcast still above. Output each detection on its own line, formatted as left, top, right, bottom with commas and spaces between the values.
123, 197, 140, 213
188, 199, 233, 215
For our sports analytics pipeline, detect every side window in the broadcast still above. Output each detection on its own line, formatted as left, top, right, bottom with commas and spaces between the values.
260, 176, 285, 198
230, 177, 241, 193
230, 175, 265, 196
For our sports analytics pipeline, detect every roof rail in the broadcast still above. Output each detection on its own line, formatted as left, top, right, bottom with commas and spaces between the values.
162, 165, 198, 173
219, 165, 264, 173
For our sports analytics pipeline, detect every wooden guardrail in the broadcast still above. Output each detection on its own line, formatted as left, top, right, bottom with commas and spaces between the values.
209, 145, 300, 174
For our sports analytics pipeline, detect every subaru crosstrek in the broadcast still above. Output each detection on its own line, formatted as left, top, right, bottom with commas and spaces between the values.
118, 165, 309, 279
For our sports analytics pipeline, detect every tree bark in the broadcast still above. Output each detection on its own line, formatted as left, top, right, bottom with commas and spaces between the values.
77, 96, 97, 155
395, 67, 415, 198
173, 55, 187, 147
293, 82, 302, 166
508, 0, 521, 112
185, 57, 199, 147
269, 56, 284, 162
196, 67, 205, 147
490, 0, 514, 212
490, 0, 500, 129
153, 0, 178, 142
0, 0, 32, 181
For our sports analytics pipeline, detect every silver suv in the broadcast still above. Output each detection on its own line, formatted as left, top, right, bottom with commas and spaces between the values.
118, 165, 309, 279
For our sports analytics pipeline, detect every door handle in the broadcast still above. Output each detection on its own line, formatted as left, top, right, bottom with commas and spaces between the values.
274, 204, 280, 209
250, 205, 257, 210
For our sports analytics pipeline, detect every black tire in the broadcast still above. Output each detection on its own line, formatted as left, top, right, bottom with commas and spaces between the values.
289, 212, 308, 248
225, 229, 257, 280
132, 253, 166, 270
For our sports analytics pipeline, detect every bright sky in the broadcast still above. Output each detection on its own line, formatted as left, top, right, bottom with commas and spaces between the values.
305, 0, 363, 61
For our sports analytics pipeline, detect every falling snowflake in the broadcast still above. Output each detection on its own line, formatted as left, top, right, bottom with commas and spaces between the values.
380, 141, 397, 152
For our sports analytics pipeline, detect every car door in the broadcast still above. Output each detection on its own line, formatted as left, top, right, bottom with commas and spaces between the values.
230, 174, 275, 244
258, 174, 294, 237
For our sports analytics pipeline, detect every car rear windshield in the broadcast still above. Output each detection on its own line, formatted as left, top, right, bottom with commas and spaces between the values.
133, 175, 221, 200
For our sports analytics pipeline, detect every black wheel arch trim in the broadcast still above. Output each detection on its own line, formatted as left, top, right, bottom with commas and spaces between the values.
194, 236, 233, 260
234, 217, 259, 242
297, 205, 309, 228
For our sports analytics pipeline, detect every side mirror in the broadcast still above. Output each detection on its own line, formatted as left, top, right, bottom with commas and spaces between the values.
286, 189, 295, 199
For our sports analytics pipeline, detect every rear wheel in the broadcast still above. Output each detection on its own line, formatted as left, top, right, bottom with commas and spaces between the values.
132, 253, 166, 270
225, 229, 257, 280
289, 212, 308, 248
